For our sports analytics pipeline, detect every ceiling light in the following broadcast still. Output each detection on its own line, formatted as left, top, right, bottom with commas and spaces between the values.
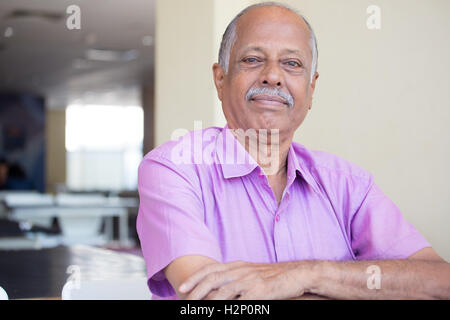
142, 36, 153, 46
6, 9, 64, 22
72, 58, 92, 69
85, 49, 140, 62
4, 27, 13, 38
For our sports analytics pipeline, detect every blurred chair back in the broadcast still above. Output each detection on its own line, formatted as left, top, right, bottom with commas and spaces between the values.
0, 191, 54, 228
55, 193, 108, 246
61, 277, 151, 300
55, 193, 106, 206
0, 286, 8, 300
1, 192, 53, 207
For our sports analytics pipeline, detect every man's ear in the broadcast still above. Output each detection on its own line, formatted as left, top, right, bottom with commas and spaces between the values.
212, 63, 225, 101
308, 72, 319, 110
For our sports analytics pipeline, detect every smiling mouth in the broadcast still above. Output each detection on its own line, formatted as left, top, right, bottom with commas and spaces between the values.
250, 95, 288, 106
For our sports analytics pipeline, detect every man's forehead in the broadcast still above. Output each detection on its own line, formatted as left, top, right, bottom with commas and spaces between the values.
232, 7, 311, 57
234, 6, 311, 48
235, 6, 310, 36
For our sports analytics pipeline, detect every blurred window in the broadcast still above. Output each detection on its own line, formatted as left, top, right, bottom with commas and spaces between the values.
65, 105, 143, 191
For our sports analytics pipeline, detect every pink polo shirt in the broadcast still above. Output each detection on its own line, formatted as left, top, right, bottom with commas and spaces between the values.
136, 126, 430, 299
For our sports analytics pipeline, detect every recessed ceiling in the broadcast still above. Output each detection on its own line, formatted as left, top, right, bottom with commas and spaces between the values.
0, 0, 155, 108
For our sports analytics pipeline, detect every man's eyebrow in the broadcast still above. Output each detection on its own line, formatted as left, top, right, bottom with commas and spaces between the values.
280, 48, 306, 57
238, 46, 265, 55
238, 46, 306, 57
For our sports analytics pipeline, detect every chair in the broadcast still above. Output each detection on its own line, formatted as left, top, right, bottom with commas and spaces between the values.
1, 192, 54, 227
0, 286, 8, 300
61, 277, 152, 300
54, 193, 108, 246
0, 192, 58, 249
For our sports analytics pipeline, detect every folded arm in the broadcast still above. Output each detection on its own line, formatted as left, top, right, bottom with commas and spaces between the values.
169, 247, 450, 300
306, 247, 449, 300
164, 255, 219, 299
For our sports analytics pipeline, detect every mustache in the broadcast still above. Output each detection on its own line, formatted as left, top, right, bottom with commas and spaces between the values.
245, 86, 294, 108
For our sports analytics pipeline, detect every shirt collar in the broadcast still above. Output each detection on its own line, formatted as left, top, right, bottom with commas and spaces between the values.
286, 143, 321, 195
215, 125, 321, 195
215, 125, 259, 179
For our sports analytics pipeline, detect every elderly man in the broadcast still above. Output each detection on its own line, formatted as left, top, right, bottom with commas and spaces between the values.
137, 2, 450, 300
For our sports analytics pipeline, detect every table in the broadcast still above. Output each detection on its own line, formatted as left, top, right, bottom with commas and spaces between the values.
3, 197, 138, 246
0, 245, 147, 299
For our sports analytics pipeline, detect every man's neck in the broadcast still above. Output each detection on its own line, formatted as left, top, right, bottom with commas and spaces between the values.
230, 126, 292, 177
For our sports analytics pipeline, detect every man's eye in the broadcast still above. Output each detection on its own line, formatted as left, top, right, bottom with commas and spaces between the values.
285, 61, 301, 67
243, 57, 259, 63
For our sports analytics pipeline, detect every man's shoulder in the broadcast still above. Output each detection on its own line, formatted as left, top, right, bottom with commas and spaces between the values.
291, 141, 373, 183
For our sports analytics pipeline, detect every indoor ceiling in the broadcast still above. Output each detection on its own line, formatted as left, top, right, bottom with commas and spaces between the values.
0, 0, 155, 108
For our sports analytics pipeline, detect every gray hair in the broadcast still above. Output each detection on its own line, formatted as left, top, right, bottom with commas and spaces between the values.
218, 2, 318, 83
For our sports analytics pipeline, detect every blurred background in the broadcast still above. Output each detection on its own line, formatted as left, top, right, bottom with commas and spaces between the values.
0, 0, 154, 299
0, 0, 448, 299
0, 0, 154, 251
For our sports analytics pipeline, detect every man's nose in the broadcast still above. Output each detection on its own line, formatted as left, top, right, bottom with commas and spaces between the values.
260, 61, 282, 87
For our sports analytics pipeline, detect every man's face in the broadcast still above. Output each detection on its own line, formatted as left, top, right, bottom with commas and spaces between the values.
214, 6, 318, 139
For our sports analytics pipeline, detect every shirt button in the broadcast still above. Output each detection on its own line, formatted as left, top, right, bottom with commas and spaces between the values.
275, 214, 280, 222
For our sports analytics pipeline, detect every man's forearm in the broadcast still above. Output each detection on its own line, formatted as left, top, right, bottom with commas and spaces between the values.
301, 259, 450, 300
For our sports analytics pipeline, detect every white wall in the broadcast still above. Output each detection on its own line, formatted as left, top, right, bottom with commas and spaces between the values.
285, 0, 450, 261
155, 0, 216, 145
155, 0, 450, 260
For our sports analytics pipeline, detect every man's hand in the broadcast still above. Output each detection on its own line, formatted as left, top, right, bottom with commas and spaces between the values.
179, 260, 314, 300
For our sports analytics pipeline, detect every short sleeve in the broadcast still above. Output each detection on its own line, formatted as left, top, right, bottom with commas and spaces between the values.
350, 178, 431, 260
136, 155, 222, 298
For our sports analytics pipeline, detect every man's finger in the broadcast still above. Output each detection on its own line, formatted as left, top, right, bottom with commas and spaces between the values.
187, 266, 254, 300
179, 263, 224, 293
179, 261, 246, 293
185, 271, 230, 300
207, 279, 248, 300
